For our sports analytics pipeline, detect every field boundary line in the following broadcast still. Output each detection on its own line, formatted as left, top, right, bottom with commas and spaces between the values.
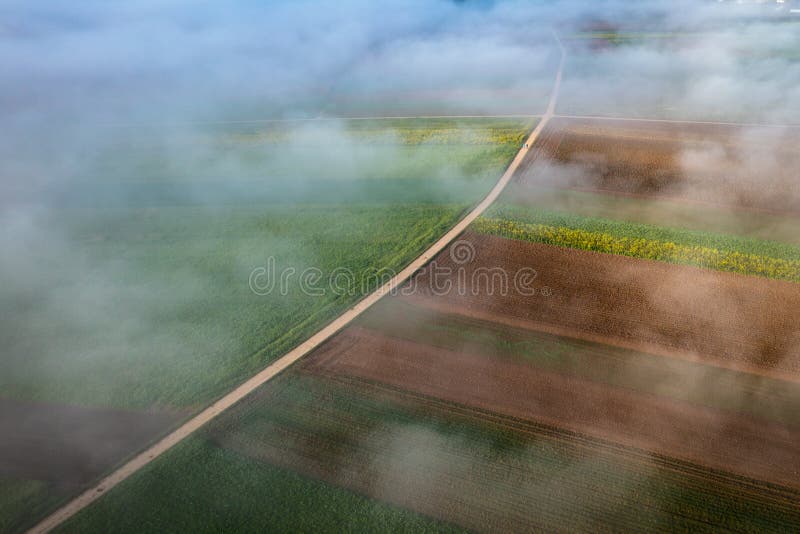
555, 113, 800, 129
101, 114, 543, 128
29, 33, 566, 534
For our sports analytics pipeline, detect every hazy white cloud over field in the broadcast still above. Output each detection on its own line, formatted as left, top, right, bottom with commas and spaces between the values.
2, 0, 799, 127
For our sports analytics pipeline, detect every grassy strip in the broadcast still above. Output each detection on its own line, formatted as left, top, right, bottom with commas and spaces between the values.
57, 437, 461, 534
476, 206, 800, 282
222, 119, 532, 146
0, 478, 59, 534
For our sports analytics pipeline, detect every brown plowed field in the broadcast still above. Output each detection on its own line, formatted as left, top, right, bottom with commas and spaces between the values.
305, 325, 800, 490
359, 298, 800, 428
408, 232, 800, 378
514, 117, 800, 214
0, 398, 182, 488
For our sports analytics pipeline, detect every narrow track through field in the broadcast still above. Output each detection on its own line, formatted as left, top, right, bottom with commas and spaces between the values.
29, 30, 568, 534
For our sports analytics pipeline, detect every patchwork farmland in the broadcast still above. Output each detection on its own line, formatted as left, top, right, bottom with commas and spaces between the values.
6, 3, 800, 533
52, 116, 800, 532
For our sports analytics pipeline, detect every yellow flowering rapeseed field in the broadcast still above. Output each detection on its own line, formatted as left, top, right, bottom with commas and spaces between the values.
224, 119, 530, 146
474, 217, 800, 282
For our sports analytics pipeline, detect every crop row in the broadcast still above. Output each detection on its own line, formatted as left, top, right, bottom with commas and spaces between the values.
488, 205, 800, 259
226, 126, 529, 146
473, 215, 800, 283
379, 127, 527, 146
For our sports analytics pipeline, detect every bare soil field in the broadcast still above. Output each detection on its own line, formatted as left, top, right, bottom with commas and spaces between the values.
0, 398, 182, 489
408, 232, 800, 378
514, 117, 800, 214
304, 325, 800, 490
359, 298, 800, 428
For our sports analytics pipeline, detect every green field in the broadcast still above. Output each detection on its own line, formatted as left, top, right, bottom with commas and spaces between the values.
1, 118, 532, 410
0, 478, 55, 534
2, 204, 472, 409
59, 371, 800, 532
58, 436, 462, 534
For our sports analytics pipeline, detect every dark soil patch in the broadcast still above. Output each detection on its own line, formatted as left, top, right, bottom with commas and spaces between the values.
0, 398, 182, 489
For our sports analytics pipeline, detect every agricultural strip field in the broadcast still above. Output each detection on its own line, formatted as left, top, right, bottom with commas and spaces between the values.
51, 219, 800, 532
360, 298, 800, 428
474, 206, 800, 282
0, 118, 534, 532
306, 324, 800, 489
58, 432, 462, 534
59, 367, 800, 532
411, 232, 800, 378
513, 117, 800, 215
501, 184, 800, 246
480, 117, 800, 279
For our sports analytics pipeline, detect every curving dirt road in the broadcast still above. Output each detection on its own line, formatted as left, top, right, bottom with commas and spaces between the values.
29, 32, 568, 534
